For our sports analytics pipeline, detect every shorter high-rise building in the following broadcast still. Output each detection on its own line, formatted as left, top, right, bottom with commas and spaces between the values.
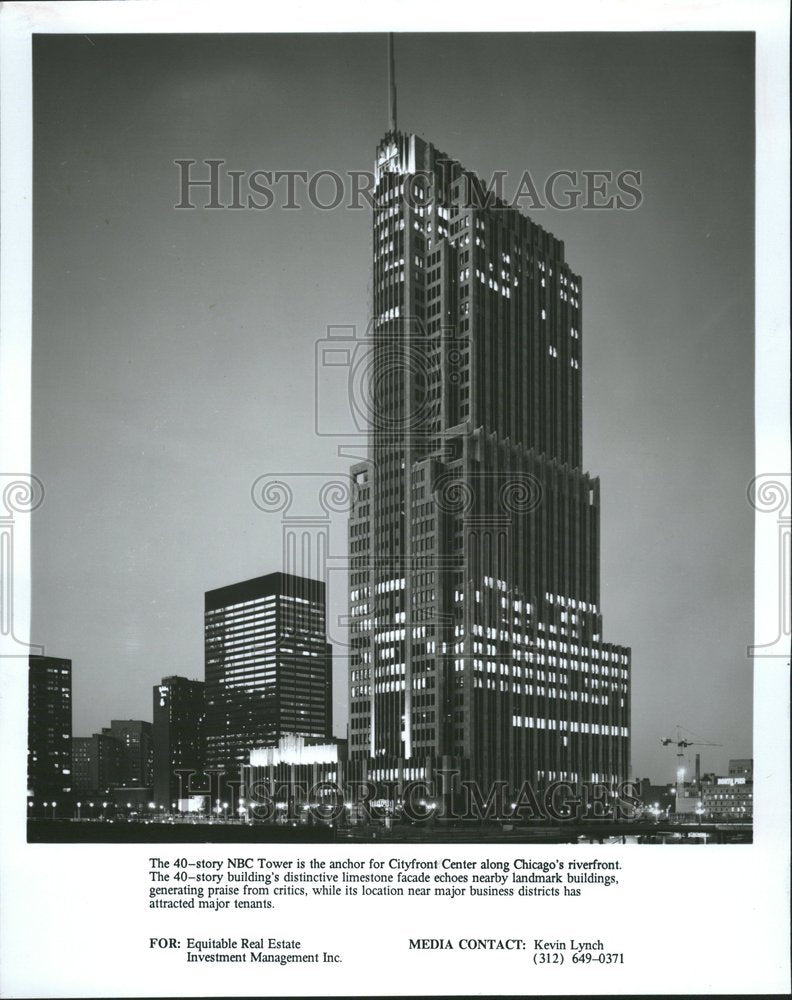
205, 572, 333, 780
28, 655, 72, 813
152, 676, 205, 809
101, 720, 153, 787
241, 733, 348, 819
71, 733, 125, 795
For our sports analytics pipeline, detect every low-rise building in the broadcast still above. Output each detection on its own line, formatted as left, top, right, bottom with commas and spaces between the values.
702, 758, 753, 820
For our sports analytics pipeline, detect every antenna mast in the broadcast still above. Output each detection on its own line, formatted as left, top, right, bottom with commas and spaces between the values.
387, 33, 398, 133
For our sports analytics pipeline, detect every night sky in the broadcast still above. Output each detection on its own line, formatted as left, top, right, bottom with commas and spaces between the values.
32, 32, 754, 781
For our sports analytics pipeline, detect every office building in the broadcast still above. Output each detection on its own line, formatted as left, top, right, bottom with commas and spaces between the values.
347, 63, 631, 794
71, 732, 125, 795
204, 572, 333, 780
101, 720, 153, 787
152, 675, 205, 809
27, 655, 72, 812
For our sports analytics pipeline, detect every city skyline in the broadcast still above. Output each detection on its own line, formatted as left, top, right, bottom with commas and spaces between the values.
31, 32, 754, 781
25, 643, 754, 830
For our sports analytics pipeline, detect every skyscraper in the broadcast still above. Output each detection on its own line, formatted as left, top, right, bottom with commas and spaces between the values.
152, 675, 205, 809
347, 61, 631, 794
27, 655, 72, 812
204, 572, 333, 780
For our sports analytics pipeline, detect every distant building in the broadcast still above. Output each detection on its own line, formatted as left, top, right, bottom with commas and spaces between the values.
152, 675, 205, 809
102, 720, 153, 787
634, 777, 675, 816
703, 758, 753, 820
204, 572, 333, 781
71, 732, 125, 794
728, 758, 753, 780
111, 786, 153, 813
27, 655, 72, 813
70, 737, 91, 791
674, 790, 702, 817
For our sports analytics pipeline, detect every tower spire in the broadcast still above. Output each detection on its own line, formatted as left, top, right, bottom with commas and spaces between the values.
387, 32, 397, 133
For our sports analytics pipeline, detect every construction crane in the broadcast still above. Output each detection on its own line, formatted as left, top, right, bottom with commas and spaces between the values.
661, 725, 723, 806
661, 724, 722, 758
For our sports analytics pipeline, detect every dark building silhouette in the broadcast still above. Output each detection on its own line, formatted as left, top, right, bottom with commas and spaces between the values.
27, 655, 72, 813
152, 675, 205, 809
101, 719, 153, 787
204, 572, 333, 780
347, 122, 631, 793
635, 777, 675, 816
71, 732, 125, 795
70, 737, 92, 792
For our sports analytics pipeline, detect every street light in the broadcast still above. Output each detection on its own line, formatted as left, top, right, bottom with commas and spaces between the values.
76, 801, 82, 821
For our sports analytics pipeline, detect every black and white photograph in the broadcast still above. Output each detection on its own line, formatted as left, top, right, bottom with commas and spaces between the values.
1, 2, 789, 997
24, 27, 758, 844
